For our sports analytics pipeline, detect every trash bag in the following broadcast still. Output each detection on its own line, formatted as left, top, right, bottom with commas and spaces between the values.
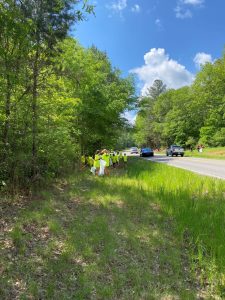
90, 166, 96, 175
99, 159, 106, 176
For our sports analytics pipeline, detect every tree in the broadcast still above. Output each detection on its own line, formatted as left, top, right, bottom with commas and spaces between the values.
0, 0, 94, 184
147, 79, 166, 100
135, 79, 166, 147
57, 39, 135, 153
134, 52, 225, 148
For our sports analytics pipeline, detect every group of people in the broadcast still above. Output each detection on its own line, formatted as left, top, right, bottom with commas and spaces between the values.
197, 144, 204, 153
81, 149, 128, 176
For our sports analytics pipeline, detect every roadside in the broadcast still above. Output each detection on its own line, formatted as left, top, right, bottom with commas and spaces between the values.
1, 159, 224, 299
144, 154, 225, 180
156, 147, 225, 160
185, 147, 225, 160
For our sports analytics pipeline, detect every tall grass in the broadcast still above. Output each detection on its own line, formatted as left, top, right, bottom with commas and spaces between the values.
127, 159, 225, 295
1, 157, 225, 299
185, 147, 225, 159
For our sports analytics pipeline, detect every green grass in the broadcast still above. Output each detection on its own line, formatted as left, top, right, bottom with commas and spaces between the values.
185, 147, 225, 159
1, 158, 225, 299
157, 147, 225, 159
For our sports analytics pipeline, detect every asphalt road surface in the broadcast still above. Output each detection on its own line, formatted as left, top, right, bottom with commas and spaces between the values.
140, 154, 225, 180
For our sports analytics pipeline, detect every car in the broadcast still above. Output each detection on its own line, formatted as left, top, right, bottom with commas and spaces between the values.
166, 145, 184, 157
140, 147, 154, 157
130, 147, 139, 154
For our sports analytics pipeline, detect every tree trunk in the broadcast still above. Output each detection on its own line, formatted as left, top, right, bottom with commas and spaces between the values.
31, 49, 39, 179
3, 74, 11, 159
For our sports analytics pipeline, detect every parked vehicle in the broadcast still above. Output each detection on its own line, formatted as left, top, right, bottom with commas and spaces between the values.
130, 147, 139, 154
166, 145, 184, 157
140, 147, 154, 157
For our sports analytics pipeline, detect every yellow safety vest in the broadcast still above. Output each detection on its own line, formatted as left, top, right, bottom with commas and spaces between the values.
94, 154, 100, 168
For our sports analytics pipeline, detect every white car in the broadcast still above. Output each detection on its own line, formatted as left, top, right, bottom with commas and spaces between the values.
166, 145, 184, 157
130, 147, 139, 154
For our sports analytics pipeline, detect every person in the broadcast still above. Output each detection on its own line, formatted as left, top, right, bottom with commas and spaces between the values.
102, 151, 110, 175
119, 151, 123, 166
99, 156, 106, 176
123, 153, 128, 166
115, 152, 119, 166
117, 152, 120, 166
88, 155, 94, 167
112, 153, 117, 168
80, 154, 86, 170
119, 152, 123, 161
94, 150, 100, 175
109, 153, 113, 167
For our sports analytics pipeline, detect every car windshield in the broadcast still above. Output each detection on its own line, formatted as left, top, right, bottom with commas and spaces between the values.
142, 148, 152, 151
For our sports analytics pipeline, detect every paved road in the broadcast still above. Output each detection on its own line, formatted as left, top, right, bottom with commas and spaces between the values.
142, 155, 225, 180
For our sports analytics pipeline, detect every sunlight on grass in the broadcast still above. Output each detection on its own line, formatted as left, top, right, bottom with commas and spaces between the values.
1, 158, 225, 299
185, 147, 225, 159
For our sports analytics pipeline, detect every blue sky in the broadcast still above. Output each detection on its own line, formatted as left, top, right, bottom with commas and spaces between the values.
73, 0, 225, 122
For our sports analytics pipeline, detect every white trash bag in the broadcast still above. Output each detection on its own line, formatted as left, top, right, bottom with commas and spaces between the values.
90, 166, 96, 175
99, 159, 106, 176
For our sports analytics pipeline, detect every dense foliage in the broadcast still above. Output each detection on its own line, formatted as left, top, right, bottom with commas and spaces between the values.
134, 54, 225, 148
0, 1, 135, 188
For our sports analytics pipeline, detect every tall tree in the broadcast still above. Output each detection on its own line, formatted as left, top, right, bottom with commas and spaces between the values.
147, 79, 166, 100
18, 0, 93, 177
135, 79, 166, 147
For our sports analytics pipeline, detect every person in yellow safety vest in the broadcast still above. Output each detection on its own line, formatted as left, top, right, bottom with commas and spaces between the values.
119, 152, 123, 160
117, 152, 120, 163
94, 150, 100, 175
102, 151, 110, 175
123, 153, 128, 166
115, 152, 119, 165
112, 153, 117, 168
80, 155, 86, 170
109, 153, 113, 167
119, 151, 123, 166
81, 155, 85, 164
88, 155, 94, 167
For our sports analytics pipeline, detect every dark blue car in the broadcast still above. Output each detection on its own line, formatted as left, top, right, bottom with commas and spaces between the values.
140, 148, 154, 157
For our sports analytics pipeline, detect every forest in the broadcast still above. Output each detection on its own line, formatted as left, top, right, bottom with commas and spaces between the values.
0, 0, 135, 188
134, 53, 225, 149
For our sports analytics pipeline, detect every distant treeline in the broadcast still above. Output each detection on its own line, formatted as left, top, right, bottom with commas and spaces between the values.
0, 1, 135, 188
134, 53, 225, 149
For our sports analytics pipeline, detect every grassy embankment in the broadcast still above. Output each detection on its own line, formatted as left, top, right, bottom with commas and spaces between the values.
156, 147, 225, 159
1, 158, 225, 299
185, 147, 225, 159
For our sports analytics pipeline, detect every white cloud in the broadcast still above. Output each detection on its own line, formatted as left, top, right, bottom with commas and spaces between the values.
130, 48, 194, 95
107, 0, 127, 13
183, 0, 204, 5
155, 18, 163, 30
175, 5, 192, 19
131, 4, 140, 13
123, 110, 137, 125
194, 52, 213, 68
175, 0, 204, 19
